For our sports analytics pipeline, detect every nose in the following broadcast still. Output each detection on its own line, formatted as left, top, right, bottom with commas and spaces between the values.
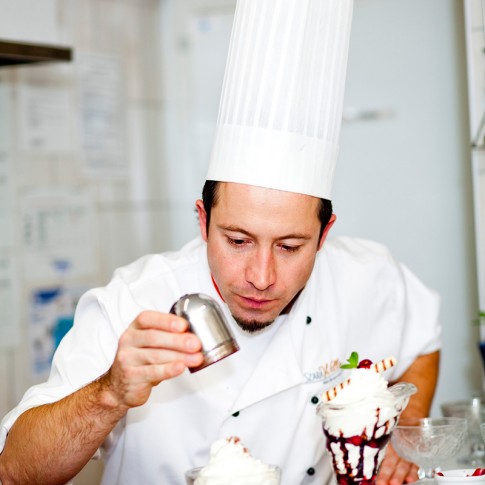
245, 248, 276, 291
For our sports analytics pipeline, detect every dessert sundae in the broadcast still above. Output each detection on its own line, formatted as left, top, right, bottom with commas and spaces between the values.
186, 436, 280, 485
317, 353, 416, 485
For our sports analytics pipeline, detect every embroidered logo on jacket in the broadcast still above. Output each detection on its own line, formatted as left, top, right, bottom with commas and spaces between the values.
304, 358, 342, 384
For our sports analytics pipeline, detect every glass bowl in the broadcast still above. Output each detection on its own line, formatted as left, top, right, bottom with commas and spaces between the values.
441, 398, 485, 465
391, 417, 468, 479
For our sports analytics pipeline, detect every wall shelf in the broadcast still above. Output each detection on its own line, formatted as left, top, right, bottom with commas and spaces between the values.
0, 39, 72, 67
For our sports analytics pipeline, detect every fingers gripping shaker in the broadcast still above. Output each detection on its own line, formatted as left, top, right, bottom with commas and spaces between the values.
170, 293, 239, 373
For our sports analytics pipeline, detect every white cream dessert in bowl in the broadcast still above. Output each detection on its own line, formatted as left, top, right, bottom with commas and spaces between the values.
186, 436, 281, 485
316, 353, 416, 485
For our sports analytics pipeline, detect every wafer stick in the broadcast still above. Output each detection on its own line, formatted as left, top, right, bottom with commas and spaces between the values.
370, 356, 397, 373
322, 377, 352, 402
320, 356, 397, 403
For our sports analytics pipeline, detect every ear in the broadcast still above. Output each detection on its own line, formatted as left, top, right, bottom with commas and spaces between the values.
317, 214, 336, 251
195, 199, 208, 241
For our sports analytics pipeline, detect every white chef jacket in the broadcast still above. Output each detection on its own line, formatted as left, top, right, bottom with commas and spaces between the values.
0, 236, 441, 485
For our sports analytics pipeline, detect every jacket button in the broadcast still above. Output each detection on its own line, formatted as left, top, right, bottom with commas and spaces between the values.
306, 316, 312, 324
232, 411, 240, 417
311, 396, 319, 405
307, 467, 315, 475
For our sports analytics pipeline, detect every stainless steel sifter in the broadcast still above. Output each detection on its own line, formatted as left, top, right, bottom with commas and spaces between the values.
170, 293, 239, 373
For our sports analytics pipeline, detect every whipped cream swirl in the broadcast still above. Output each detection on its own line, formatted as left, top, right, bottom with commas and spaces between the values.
194, 437, 280, 485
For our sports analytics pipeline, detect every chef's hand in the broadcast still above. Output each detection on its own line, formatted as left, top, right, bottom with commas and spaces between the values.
101, 310, 203, 410
376, 444, 419, 485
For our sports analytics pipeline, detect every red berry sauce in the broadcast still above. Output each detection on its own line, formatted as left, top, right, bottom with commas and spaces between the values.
323, 408, 396, 485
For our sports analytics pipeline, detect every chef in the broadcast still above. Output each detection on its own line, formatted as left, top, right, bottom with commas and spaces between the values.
0, 0, 440, 484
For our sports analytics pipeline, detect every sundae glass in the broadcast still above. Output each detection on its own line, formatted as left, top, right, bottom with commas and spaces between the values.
317, 355, 416, 485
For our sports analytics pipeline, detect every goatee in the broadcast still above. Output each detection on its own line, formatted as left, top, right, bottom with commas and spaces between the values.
233, 317, 274, 333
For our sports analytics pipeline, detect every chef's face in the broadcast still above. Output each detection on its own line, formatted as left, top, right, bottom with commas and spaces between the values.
196, 182, 335, 332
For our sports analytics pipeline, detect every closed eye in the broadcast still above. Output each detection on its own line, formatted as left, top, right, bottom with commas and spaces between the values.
280, 244, 300, 253
227, 237, 250, 248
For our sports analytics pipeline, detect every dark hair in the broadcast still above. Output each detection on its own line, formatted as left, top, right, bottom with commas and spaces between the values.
202, 180, 333, 241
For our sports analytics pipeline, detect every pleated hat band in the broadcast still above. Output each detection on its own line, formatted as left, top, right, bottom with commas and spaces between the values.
207, 0, 353, 199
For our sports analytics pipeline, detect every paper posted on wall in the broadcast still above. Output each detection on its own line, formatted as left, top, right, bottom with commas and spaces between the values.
28, 284, 88, 380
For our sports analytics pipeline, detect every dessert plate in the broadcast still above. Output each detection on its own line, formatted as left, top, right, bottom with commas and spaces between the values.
435, 469, 485, 485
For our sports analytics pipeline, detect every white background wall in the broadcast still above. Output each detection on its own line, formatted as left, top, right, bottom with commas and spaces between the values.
0, 0, 66, 46
0, 1, 480, 483
332, 1, 479, 414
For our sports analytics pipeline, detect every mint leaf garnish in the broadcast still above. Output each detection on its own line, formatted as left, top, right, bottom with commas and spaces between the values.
340, 351, 359, 369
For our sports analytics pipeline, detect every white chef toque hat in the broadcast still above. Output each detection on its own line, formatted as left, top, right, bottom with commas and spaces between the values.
206, 0, 353, 200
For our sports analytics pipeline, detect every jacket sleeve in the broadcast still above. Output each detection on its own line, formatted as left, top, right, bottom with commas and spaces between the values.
393, 262, 441, 378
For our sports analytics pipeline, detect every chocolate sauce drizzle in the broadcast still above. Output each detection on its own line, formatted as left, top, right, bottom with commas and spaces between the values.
323, 408, 397, 485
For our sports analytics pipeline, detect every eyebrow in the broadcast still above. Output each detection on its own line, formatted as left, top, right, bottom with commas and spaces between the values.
219, 224, 313, 241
